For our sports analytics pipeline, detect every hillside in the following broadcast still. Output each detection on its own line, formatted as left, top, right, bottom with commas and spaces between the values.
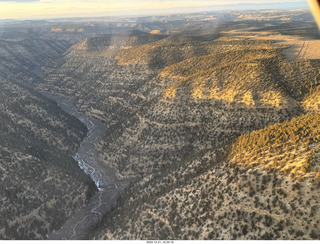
230, 113, 320, 182
303, 85, 320, 111
71, 30, 166, 53
0, 38, 72, 85
38, 31, 304, 181
118, 36, 320, 108
81, 23, 320, 239
3, 11, 320, 240
0, 77, 96, 239
91, 145, 320, 240
115, 34, 221, 68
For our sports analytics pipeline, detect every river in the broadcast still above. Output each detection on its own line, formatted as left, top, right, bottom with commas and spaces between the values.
36, 91, 128, 240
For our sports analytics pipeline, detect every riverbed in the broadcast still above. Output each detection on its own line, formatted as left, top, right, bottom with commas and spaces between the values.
37, 91, 128, 240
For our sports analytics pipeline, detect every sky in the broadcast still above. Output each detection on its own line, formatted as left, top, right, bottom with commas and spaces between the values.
0, 0, 309, 20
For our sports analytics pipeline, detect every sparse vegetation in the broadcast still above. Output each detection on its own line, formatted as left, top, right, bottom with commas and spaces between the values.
230, 113, 320, 182
2, 9, 320, 240
0, 77, 96, 239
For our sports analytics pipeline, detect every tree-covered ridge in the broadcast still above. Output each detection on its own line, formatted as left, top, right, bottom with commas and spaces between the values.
154, 37, 320, 109
160, 38, 290, 106
114, 36, 296, 108
74, 31, 166, 53
92, 145, 320, 240
115, 35, 221, 68
230, 112, 320, 183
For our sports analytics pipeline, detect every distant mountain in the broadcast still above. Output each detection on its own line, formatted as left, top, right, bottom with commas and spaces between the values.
127, 1, 309, 15
205, 2, 309, 11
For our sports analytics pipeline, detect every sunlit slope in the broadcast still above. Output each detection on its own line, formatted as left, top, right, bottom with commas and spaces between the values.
303, 86, 320, 111
115, 35, 320, 108
0, 78, 95, 240
160, 38, 320, 107
92, 143, 320, 240
230, 112, 320, 183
